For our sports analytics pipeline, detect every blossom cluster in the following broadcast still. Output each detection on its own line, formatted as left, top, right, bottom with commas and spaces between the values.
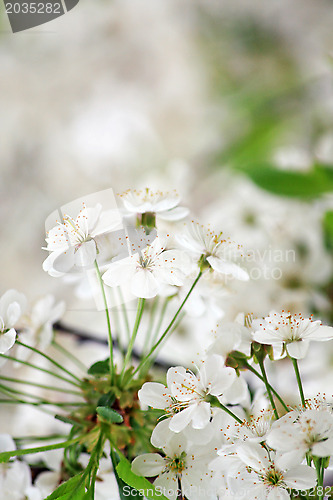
0, 188, 332, 500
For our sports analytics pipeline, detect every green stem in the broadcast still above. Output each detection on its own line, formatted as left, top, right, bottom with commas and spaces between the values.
0, 375, 82, 396
142, 297, 159, 357
0, 353, 81, 387
218, 402, 243, 424
149, 296, 172, 349
16, 340, 82, 383
0, 436, 82, 463
142, 311, 185, 377
0, 382, 83, 407
0, 399, 56, 416
94, 260, 114, 381
314, 458, 323, 500
258, 358, 279, 419
120, 298, 145, 382
245, 363, 290, 413
290, 357, 306, 407
14, 434, 67, 443
117, 287, 131, 343
132, 271, 202, 380
52, 340, 87, 372
0, 385, 85, 409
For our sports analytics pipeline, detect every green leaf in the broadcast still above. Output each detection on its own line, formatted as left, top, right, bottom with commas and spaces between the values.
234, 163, 333, 198
45, 474, 85, 500
96, 406, 123, 424
116, 455, 168, 500
111, 450, 142, 500
87, 358, 110, 376
323, 210, 333, 251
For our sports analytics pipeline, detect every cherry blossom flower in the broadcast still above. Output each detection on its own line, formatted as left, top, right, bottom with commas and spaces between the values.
119, 188, 189, 222
23, 295, 65, 350
0, 434, 41, 500
0, 290, 26, 355
226, 441, 316, 500
176, 221, 249, 280
253, 311, 333, 359
267, 408, 333, 468
16, 295, 66, 364
102, 235, 190, 299
132, 427, 215, 500
139, 354, 237, 432
43, 203, 121, 276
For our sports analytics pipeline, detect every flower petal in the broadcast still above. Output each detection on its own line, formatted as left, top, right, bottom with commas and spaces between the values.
286, 340, 309, 359
131, 269, 159, 298
131, 453, 165, 477
0, 328, 16, 354
283, 465, 317, 490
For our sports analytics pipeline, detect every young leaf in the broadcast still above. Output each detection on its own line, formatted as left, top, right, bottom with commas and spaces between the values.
96, 406, 123, 424
116, 455, 168, 500
45, 474, 84, 500
235, 163, 333, 198
87, 358, 110, 376
111, 450, 142, 500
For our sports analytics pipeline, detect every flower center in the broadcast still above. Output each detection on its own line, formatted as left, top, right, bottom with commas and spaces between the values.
263, 468, 284, 487
166, 452, 187, 474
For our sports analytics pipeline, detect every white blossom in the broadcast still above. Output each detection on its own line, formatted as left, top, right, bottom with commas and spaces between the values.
0, 290, 26, 355
132, 426, 215, 500
139, 354, 237, 432
119, 188, 189, 221
253, 311, 333, 359
102, 235, 190, 299
267, 408, 333, 468
43, 203, 121, 276
177, 221, 249, 281
225, 441, 316, 500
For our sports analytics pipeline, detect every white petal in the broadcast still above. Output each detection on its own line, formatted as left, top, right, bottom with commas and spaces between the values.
42, 251, 67, 277
5, 302, 21, 329
191, 402, 211, 429
275, 449, 306, 470
0, 434, 16, 453
0, 290, 26, 323
310, 325, 333, 341
0, 328, 16, 354
158, 206, 190, 221
169, 405, 197, 433
151, 419, 173, 449
138, 382, 171, 409
102, 258, 135, 287
236, 442, 270, 472
131, 269, 159, 298
91, 208, 122, 237
49, 247, 75, 274
221, 375, 248, 405
154, 472, 178, 500
283, 465, 317, 490
74, 240, 97, 267
286, 340, 309, 359
253, 330, 284, 345
267, 488, 290, 500
206, 255, 249, 281
266, 426, 303, 452
312, 438, 333, 457
131, 454, 165, 477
